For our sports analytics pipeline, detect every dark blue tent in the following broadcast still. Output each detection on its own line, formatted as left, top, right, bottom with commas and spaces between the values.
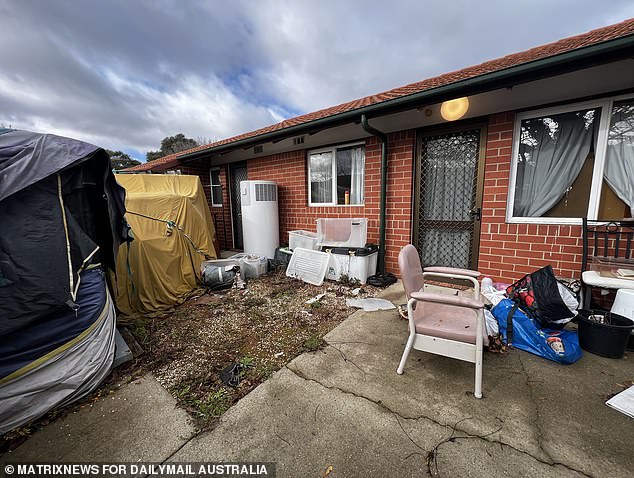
0, 129, 127, 433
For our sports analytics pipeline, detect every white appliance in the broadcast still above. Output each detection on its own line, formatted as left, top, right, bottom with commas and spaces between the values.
240, 180, 279, 258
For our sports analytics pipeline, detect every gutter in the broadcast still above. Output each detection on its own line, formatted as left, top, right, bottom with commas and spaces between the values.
178, 34, 634, 162
360, 115, 388, 274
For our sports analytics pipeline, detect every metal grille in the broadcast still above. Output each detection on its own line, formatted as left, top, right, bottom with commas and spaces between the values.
417, 129, 480, 269
230, 165, 248, 249
255, 183, 277, 202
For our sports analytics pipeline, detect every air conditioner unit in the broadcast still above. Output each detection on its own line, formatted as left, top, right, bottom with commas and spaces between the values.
240, 180, 279, 258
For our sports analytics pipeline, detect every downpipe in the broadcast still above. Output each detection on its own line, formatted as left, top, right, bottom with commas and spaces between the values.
361, 114, 388, 274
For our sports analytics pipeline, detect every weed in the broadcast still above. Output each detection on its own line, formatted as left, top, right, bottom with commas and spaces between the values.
253, 362, 277, 380
198, 388, 230, 417
129, 322, 149, 344
339, 274, 361, 287
309, 300, 322, 309
303, 335, 325, 351
239, 356, 254, 370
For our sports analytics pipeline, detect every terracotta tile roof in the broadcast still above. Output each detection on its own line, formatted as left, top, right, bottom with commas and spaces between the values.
124, 152, 180, 171
126, 18, 634, 172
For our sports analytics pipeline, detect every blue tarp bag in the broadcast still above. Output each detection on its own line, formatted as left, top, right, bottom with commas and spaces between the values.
491, 299, 582, 364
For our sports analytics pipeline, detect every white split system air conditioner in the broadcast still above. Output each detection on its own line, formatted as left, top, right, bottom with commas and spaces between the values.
240, 180, 279, 258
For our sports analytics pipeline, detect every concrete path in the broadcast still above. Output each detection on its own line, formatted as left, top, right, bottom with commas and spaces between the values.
3, 282, 633, 477
2, 375, 194, 463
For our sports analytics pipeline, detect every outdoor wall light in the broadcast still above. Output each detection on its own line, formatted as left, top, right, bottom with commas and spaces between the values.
440, 97, 469, 121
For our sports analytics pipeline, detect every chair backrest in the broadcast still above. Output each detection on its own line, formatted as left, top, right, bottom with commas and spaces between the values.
582, 219, 634, 272
398, 244, 424, 300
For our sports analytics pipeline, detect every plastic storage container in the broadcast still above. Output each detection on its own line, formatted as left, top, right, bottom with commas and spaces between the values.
288, 230, 319, 251
316, 218, 368, 248
229, 252, 267, 279
578, 309, 634, 358
610, 289, 634, 350
242, 255, 267, 279
321, 244, 378, 284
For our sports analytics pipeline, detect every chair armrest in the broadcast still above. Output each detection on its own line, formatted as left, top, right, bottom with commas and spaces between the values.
410, 291, 484, 310
423, 266, 481, 278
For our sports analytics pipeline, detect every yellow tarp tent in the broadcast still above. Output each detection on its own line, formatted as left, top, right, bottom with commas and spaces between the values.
113, 174, 217, 315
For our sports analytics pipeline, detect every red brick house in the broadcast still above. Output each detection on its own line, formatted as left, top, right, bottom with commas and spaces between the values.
126, 19, 634, 283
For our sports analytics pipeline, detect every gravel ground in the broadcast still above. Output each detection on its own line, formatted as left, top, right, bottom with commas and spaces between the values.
125, 270, 384, 430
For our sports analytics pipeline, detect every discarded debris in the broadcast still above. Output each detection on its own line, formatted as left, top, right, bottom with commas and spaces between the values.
346, 298, 396, 311
220, 363, 243, 387
305, 293, 326, 304
606, 384, 634, 418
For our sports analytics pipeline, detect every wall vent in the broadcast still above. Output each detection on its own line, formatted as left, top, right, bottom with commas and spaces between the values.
253, 145, 263, 154
293, 136, 305, 145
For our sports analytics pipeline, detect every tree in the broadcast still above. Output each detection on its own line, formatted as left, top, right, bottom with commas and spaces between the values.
106, 150, 141, 170
146, 133, 199, 161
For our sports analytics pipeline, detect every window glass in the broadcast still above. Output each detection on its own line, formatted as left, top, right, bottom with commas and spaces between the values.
309, 144, 365, 205
601, 99, 634, 219
336, 145, 364, 205
513, 108, 598, 218
309, 151, 333, 204
210, 170, 223, 206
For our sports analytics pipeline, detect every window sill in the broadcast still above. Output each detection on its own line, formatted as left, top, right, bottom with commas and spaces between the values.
308, 203, 365, 208
506, 216, 584, 225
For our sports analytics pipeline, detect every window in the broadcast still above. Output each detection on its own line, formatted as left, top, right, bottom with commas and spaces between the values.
210, 168, 223, 207
508, 96, 634, 223
308, 143, 365, 206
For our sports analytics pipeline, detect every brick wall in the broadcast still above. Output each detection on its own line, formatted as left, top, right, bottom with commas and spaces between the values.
478, 112, 584, 283
248, 131, 415, 273
160, 160, 235, 251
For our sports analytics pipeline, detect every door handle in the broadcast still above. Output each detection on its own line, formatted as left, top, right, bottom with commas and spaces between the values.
469, 207, 481, 220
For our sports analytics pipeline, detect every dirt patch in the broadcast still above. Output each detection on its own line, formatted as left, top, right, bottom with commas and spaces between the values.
121, 270, 383, 431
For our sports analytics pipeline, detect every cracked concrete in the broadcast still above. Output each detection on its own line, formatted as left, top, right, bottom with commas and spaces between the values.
4, 281, 633, 477
171, 280, 632, 477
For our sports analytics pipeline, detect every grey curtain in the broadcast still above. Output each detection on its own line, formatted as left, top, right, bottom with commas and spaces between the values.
422, 139, 476, 221
514, 109, 597, 217
604, 101, 634, 216
421, 229, 470, 268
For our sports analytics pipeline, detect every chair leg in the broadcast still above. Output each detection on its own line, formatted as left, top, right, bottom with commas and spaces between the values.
397, 333, 415, 375
474, 354, 483, 399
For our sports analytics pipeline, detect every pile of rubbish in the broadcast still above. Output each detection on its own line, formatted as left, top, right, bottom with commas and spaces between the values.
480, 265, 583, 364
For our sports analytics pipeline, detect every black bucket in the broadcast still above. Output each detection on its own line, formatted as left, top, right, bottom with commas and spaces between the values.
578, 310, 634, 359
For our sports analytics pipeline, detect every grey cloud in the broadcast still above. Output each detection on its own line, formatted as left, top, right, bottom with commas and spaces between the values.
0, 0, 633, 157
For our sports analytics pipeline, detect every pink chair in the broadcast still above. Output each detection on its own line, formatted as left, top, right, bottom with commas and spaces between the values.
397, 244, 487, 398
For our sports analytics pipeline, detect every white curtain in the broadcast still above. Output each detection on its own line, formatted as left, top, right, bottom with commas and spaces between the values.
349, 146, 364, 204
514, 109, 596, 217
603, 101, 634, 216
310, 152, 332, 204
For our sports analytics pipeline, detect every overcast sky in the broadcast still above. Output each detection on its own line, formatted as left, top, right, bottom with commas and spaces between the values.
1, 1, 633, 161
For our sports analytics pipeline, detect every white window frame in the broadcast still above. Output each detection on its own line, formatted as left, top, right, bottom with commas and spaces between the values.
209, 168, 223, 207
506, 93, 634, 225
307, 141, 365, 207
